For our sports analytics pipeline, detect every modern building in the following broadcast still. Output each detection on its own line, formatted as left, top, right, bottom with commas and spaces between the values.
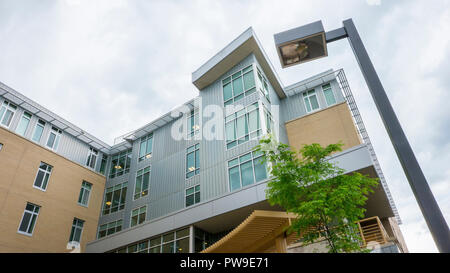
0, 27, 408, 253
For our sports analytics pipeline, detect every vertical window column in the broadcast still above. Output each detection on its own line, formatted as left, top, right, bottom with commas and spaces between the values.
78, 181, 92, 207
18, 203, 40, 235
0, 100, 17, 128
69, 218, 84, 243
186, 144, 200, 178
33, 162, 53, 191
16, 112, 32, 136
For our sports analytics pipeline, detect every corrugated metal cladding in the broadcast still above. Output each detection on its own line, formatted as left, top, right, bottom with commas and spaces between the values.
0, 95, 105, 173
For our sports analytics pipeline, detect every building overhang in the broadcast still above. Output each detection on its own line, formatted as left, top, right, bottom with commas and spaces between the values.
192, 27, 286, 99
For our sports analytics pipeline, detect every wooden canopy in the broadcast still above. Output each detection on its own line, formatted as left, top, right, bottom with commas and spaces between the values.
201, 210, 300, 253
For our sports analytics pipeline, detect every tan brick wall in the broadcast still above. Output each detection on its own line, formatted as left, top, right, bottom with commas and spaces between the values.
285, 102, 362, 155
0, 127, 106, 252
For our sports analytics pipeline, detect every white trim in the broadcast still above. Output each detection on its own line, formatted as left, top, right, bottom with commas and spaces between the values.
17, 203, 40, 236
32, 162, 53, 192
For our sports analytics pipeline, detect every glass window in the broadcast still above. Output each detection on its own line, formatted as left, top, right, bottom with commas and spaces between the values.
130, 206, 146, 227
109, 149, 132, 178
78, 181, 92, 206
303, 90, 320, 112
16, 112, 32, 136
46, 127, 62, 151
228, 151, 268, 192
187, 108, 200, 138
322, 83, 336, 106
98, 219, 122, 239
134, 167, 150, 200
222, 65, 256, 105
225, 103, 261, 149
33, 162, 53, 191
0, 100, 17, 128
86, 147, 98, 169
256, 68, 271, 102
138, 133, 153, 162
18, 202, 40, 235
32, 119, 45, 143
69, 218, 84, 243
0, 143, 3, 151
99, 154, 107, 175
102, 182, 127, 215
185, 185, 200, 207
186, 144, 200, 179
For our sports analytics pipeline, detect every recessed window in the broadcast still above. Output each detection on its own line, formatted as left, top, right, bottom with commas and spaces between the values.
46, 126, 62, 151
109, 149, 132, 178
102, 182, 127, 215
98, 219, 122, 239
0, 100, 17, 128
138, 133, 153, 162
130, 206, 146, 227
86, 147, 98, 169
185, 185, 200, 207
186, 144, 200, 179
257, 67, 271, 102
225, 102, 261, 149
33, 162, 53, 191
134, 167, 150, 200
228, 151, 268, 192
222, 65, 256, 106
31, 119, 46, 143
303, 89, 320, 112
18, 202, 40, 236
322, 83, 336, 106
16, 112, 32, 136
187, 108, 199, 138
78, 181, 92, 207
69, 218, 84, 243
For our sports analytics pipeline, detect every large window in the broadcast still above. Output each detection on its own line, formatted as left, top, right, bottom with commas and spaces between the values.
130, 206, 146, 227
134, 166, 150, 200
222, 65, 256, 106
86, 147, 98, 169
187, 108, 199, 138
109, 149, 132, 178
138, 133, 153, 162
322, 83, 336, 106
114, 228, 190, 253
16, 112, 32, 136
98, 219, 122, 239
69, 218, 84, 243
303, 90, 320, 113
46, 126, 62, 151
18, 202, 40, 236
0, 100, 17, 128
31, 119, 46, 143
78, 181, 92, 207
33, 162, 53, 191
225, 103, 261, 149
228, 151, 268, 192
102, 182, 127, 215
186, 144, 200, 178
185, 185, 200, 207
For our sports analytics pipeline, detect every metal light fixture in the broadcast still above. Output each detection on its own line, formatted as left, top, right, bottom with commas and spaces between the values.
274, 20, 328, 68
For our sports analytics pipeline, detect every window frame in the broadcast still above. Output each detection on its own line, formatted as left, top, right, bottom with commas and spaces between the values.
45, 126, 62, 151
78, 181, 92, 207
0, 100, 17, 129
109, 149, 132, 179
133, 166, 150, 200
185, 143, 200, 179
130, 205, 147, 227
221, 64, 257, 106
303, 89, 321, 113
138, 133, 154, 162
16, 111, 32, 136
17, 202, 40, 236
322, 83, 337, 107
187, 108, 200, 139
225, 102, 261, 150
97, 219, 123, 239
69, 218, 85, 243
31, 119, 46, 143
102, 182, 128, 215
86, 147, 98, 170
33, 162, 53, 192
227, 151, 268, 192
185, 185, 200, 207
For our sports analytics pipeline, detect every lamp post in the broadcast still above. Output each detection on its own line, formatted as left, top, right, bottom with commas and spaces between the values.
274, 19, 450, 253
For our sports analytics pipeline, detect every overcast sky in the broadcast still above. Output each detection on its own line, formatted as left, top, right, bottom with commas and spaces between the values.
0, 0, 448, 253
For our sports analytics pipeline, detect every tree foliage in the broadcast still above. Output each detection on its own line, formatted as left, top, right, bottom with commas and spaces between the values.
255, 135, 379, 253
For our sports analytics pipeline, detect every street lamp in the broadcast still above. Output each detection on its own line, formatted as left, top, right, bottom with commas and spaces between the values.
274, 19, 450, 253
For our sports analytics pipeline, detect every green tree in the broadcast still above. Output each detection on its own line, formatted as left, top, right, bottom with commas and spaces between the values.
255, 135, 378, 253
